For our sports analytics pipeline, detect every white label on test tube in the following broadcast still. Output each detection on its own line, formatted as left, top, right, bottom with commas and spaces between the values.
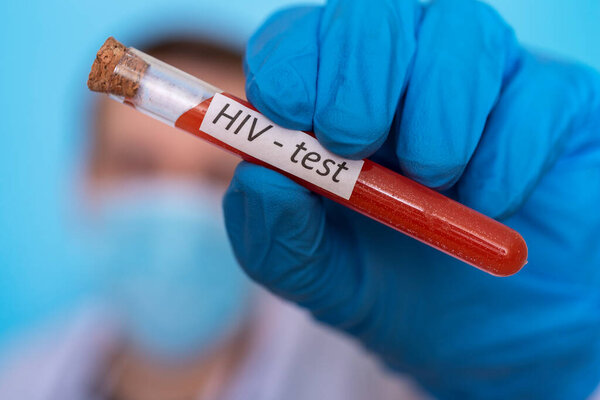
200, 94, 364, 200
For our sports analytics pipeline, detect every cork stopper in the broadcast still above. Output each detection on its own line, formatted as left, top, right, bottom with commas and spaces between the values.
87, 37, 148, 98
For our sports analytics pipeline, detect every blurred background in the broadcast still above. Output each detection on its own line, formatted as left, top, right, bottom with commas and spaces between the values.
0, 0, 599, 398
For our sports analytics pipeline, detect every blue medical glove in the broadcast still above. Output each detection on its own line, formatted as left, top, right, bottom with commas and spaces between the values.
223, 1, 600, 398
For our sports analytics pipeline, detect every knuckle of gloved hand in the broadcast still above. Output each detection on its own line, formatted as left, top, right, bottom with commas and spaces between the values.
398, 146, 467, 190
566, 64, 600, 123
244, 6, 319, 130
246, 60, 316, 130
550, 63, 600, 159
246, 5, 317, 58
314, 107, 390, 160
458, 179, 523, 220
467, 0, 518, 62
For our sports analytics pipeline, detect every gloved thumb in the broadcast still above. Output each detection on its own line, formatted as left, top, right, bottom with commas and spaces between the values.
223, 162, 374, 330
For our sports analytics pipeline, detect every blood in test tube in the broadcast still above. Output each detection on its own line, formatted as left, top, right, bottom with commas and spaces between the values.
175, 95, 527, 277
87, 37, 528, 277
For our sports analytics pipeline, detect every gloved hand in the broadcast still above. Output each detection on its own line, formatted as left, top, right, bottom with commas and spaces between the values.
223, 1, 600, 398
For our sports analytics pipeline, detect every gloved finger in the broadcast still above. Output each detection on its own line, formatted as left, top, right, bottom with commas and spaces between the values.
314, 0, 421, 159
223, 162, 375, 329
245, 6, 321, 131
395, 0, 520, 189
457, 54, 600, 219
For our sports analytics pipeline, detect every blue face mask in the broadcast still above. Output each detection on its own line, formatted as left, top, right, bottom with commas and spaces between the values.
91, 180, 252, 362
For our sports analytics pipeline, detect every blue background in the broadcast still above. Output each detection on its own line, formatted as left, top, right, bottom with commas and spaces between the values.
0, 0, 598, 348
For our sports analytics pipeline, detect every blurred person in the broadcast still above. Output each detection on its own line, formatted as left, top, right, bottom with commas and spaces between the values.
82, 40, 251, 400
0, 39, 424, 400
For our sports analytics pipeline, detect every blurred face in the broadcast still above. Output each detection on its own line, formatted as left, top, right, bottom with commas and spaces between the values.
81, 47, 253, 375
88, 51, 245, 193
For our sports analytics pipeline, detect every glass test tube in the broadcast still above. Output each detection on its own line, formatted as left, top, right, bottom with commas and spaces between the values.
88, 37, 528, 277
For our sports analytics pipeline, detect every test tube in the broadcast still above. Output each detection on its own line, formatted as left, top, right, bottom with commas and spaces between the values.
88, 37, 528, 277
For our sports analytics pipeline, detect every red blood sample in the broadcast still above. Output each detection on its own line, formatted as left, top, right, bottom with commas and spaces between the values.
175, 94, 528, 277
